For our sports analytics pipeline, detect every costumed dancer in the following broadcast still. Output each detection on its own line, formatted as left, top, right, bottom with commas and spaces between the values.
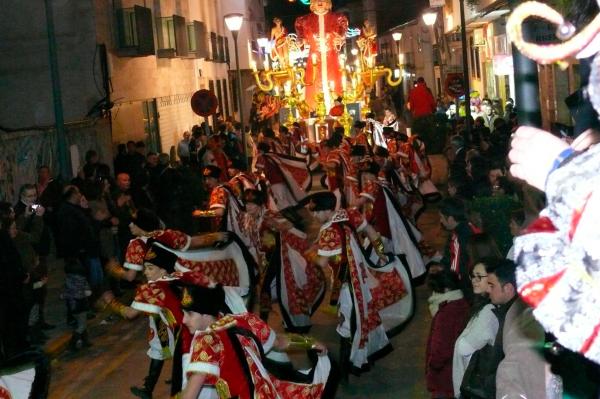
106, 208, 225, 281
352, 121, 372, 154
260, 201, 327, 332
409, 134, 441, 203
321, 133, 359, 208
104, 244, 190, 398
0, 350, 50, 399
306, 192, 414, 376
200, 135, 229, 182
105, 242, 244, 399
353, 160, 426, 279
382, 108, 399, 131
192, 165, 245, 235
255, 142, 311, 211
180, 284, 333, 399
227, 158, 259, 203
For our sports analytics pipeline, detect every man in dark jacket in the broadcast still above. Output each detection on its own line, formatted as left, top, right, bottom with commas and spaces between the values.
56, 185, 95, 350
487, 259, 548, 399
14, 184, 54, 332
0, 219, 30, 360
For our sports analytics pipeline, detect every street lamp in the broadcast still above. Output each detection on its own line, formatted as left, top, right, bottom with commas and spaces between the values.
224, 13, 248, 169
422, 9, 438, 26
458, 0, 472, 135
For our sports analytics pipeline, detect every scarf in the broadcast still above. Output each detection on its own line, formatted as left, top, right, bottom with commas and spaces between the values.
428, 289, 464, 317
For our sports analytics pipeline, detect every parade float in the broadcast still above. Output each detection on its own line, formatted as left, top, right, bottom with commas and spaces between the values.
250, 0, 402, 143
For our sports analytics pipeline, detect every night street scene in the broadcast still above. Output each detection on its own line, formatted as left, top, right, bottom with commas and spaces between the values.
2, 0, 600, 398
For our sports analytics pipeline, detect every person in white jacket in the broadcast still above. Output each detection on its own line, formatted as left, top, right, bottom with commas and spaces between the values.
452, 260, 499, 397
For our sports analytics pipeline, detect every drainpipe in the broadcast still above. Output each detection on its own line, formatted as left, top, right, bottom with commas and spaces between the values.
44, 0, 71, 179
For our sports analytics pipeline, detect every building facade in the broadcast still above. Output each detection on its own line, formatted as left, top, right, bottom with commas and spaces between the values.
0, 0, 265, 201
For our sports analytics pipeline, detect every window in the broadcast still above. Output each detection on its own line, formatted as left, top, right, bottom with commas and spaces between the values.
157, 15, 188, 58
115, 5, 155, 56
218, 36, 225, 62
210, 32, 218, 61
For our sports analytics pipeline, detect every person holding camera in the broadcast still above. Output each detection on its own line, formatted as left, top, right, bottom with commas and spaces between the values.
13, 184, 54, 336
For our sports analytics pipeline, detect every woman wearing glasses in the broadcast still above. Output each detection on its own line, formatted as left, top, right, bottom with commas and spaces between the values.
452, 258, 500, 398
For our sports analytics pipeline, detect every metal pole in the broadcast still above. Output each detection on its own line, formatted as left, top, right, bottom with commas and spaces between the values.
44, 0, 70, 180
508, 0, 542, 127
459, 0, 472, 137
232, 30, 248, 170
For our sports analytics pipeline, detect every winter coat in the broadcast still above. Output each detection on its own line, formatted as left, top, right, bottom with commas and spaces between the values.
452, 303, 499, 397
496, 297, 548, 399
426, 293, 470, 397
407, 82, 436, 118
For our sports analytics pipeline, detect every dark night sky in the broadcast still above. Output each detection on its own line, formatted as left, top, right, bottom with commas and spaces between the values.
264, 0, 429, 34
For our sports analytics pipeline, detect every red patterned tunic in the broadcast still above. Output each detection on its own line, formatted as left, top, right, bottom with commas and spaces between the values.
132, 278, 192, 360
208, 184, 232, 231
185, 313, 327, 399
317, 208, 407, 369
123, 230, 191, 271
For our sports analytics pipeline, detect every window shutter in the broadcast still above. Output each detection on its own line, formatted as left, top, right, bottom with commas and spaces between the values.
173, 14, 188, 57
218, 36, 225, 62
134, 5, 155, 55
210, 32, 218, 61
194, 21, 208, 59
224, 37, 230, 63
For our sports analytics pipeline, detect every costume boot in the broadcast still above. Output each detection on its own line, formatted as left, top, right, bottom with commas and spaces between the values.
130, 359, 164, 399
339, 337, 351, 384
81, 330, 93, 348
68, 333, 81, 352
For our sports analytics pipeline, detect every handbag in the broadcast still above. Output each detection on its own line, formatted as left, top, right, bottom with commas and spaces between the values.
460, 343, 502, 399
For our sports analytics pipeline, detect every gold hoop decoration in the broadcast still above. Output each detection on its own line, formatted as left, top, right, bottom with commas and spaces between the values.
507, 1, 600, 64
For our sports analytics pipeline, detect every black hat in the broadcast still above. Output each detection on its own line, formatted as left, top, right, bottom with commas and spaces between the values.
143, 243, 178, 273
397, 133, 409, 143
180, 284, 226, 316
353, 121, 366, 129
374, 146, 389, 157
301, 191, 337, 212
132, 208, 161, 232
202, 165, 222, 179
242, 189, 266, 206
360, 160, 380, 175
228, 158, 245, 171
382, 126, 394, 135
350, 145, 367, 157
